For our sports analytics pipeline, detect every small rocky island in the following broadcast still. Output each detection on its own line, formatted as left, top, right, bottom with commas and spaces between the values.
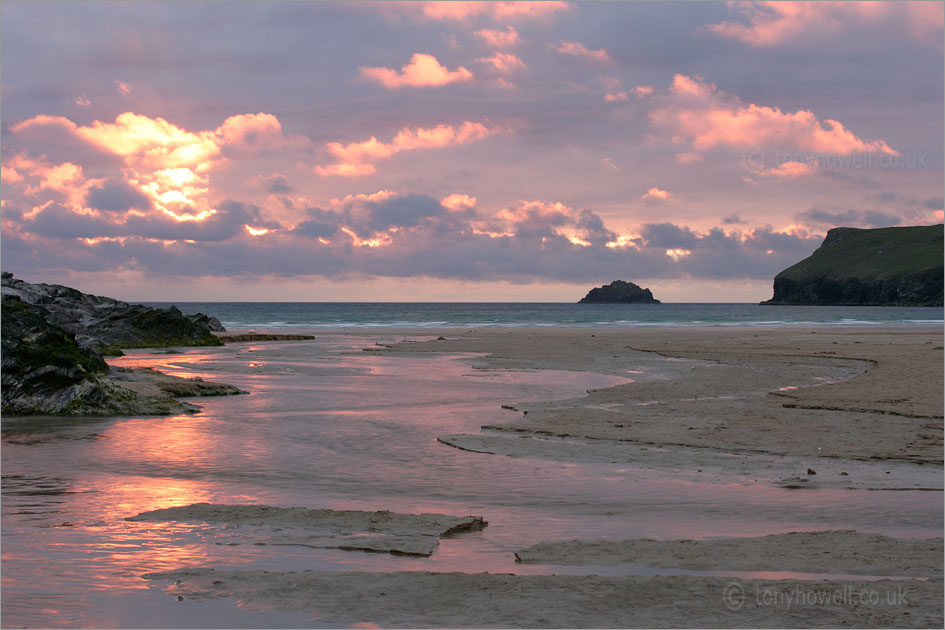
578, 280, 661, 304
760, 225, 943, 306
1, 272, 240, 416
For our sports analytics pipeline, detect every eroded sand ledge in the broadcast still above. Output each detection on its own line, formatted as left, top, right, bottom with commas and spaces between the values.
127, 503, 486, 556
515, 530, 944, 577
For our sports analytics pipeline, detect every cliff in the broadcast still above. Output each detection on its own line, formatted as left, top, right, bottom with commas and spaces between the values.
579, 280, 661, 304
760, 225, 943, 306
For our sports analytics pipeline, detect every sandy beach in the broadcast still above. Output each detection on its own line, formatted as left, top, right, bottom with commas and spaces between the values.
129, 325, 943, 628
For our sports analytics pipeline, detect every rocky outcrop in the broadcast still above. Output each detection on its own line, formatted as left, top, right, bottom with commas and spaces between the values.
1, 274, 240, 416
579, 280, 661, 304
761, 225, 943, 306
1, 272, 224, 355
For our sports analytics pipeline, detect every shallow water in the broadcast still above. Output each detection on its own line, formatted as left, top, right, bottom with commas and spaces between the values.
2, 335, 941, 628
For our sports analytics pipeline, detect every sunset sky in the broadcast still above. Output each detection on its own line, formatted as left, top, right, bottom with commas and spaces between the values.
2, 1, 942, 302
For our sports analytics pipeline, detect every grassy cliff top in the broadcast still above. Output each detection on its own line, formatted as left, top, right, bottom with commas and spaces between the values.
776, 224, 943, 282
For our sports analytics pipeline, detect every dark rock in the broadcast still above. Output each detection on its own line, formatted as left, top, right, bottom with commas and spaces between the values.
579, 280, 661, 304
218, 333, 315, 342
761, 225, 943, 306
1, 274, 239, 416
1, 273, 225, 351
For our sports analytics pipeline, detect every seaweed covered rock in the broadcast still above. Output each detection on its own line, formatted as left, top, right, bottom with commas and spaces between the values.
1, 294, 188, 415
579, 280, 661, 304
1, 274, 240, 416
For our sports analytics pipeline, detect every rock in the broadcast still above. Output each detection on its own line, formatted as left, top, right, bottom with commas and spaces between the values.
761, 225, 943, 306
578, 280, 661, 304
1, 274, 241, 416
217, 333, 315, 342
1, 273, 225, 353
807, 468, 817, 475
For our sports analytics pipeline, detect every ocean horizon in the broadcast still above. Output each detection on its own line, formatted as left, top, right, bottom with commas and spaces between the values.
144, 301, 945, 330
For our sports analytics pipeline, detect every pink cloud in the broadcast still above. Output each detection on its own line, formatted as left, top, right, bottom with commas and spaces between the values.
708, 1, 943, 47
360, 53, 473, 88
553, 40, 613, 63
7, 111, 304, 224
650, 74, 899, 156
441, 193, 478, 212
604, 84, 653, 102
317, 121, 502, 178
475, 25, 520, 48
115, 80, 132, 96
641, 187, 672, 202
675, 152, 703, 164
75, 95, 91, 107
758, 160, 818, 179
475, 52, 527, 74
412, 1, 570, 23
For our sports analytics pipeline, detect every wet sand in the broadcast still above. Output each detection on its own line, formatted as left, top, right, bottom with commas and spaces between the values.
142, 325, 943, 627
377, 327, 944, 472
149, 568, 943, 628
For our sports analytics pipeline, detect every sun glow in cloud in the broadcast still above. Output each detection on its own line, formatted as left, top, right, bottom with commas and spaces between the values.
6, 111, 300, 224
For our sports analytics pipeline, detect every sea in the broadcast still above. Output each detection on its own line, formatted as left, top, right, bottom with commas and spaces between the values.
2, 303, 942, 627
144, 301, 944, 330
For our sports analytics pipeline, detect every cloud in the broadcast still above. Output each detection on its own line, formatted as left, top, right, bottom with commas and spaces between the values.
115, 80, 132, 96
253, 173, 293, 194
675, 152, 703, 164
4, 111, 307, 233
650, 74, 899, 157
407, 1, 570, 23
707, 1, 944, 48
316, 121, 502, 178
641, 187, 671, 202
722, 214, 748, 225
86, 179, 153, 213
440, 193, 477, 212
796, 208, 904, 229
360, 53, 473, 88
757, 160, 818, 179
475, 52, 527, 74
4, 181, 826, 285
475, 25, 520, 48
75, 95, 91, 107
553, 40, 613, 63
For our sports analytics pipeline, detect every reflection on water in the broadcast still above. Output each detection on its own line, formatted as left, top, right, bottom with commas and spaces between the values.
2, 336, 942, 628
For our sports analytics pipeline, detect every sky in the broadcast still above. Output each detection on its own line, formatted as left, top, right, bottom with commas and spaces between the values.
1, 1, 942, 302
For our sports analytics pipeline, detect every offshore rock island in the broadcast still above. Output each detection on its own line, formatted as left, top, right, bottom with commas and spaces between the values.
761, 225, 944, 306
578, 280, 661, 304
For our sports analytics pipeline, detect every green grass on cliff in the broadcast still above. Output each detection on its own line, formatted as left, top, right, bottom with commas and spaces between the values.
776, 225, 943, 281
